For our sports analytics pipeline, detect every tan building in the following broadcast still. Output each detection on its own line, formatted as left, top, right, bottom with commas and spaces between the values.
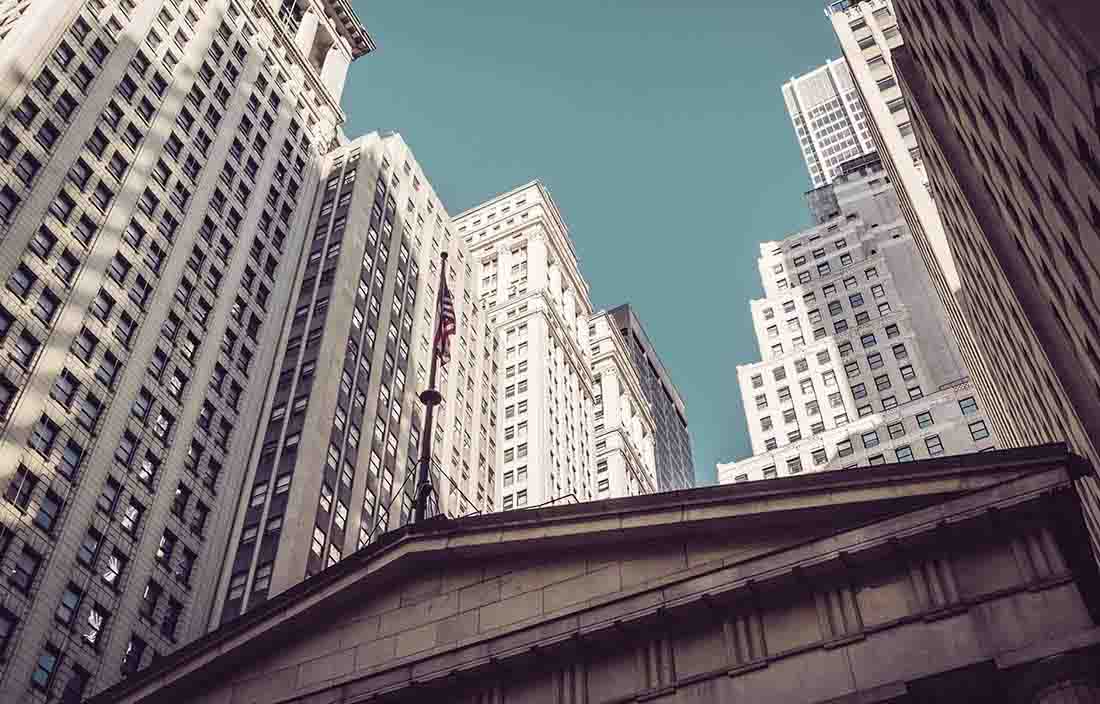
209, 133, 499, 627
88, 444, 1100, 704
886, 0, 1100, 550
456, 182, 597, 510
0, 0, 373, 699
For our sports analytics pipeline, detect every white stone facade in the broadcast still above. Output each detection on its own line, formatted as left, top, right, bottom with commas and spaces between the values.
720, 158, 995, 483
824, 0, 1005, 453
456, 182, 596, 510
782, 58, 878, 188
0, 0, 372, 699
588, 312, 657, 499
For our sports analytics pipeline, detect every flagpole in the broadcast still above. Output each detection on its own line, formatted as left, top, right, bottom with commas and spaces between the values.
414, 251, 448, 524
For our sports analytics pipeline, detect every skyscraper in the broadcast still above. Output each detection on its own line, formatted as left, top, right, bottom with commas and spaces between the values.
588, 311, 657, 500
209, 132, 499, 626
608, 304, 695, 491
0, 0, 373, 699
718, 155, 994, 483
885, 0, 1100, 548
782, 58, 878, 188
824, 0, 1004, 466
456, 182, 598, 510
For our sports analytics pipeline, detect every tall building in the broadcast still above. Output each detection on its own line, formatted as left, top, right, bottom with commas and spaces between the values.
718, 155, 994, 483
608, 304, 695, 491
209, 133, 499, 626
885, 0, 1100, 547
456, 182, 598, 510
825, 0, 1005, 472
587, 311, 657, 500
782, 58, 878, 188
0, 0, 373, 699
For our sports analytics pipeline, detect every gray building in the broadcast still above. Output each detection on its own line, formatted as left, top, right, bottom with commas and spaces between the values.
607, 305, 694, 492
720, 154, 994, 483
0, 0, 374, 700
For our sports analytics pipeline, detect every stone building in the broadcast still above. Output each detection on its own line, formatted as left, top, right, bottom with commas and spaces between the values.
0, 0, 373, 698
720, 154, 993, 483
825, 0, 996, 441
209, 132, 499, 627
88, 443, 1100, 704
886, 0, 1100, 550
782, 57, 878, 188
456, 182, 597, 510
587, 311, 657, 500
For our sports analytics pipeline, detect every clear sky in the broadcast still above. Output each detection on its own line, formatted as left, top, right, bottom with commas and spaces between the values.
344, 1, 842, 485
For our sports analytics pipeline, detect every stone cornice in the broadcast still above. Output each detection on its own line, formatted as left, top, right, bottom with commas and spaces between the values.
89, 445, 1086, 704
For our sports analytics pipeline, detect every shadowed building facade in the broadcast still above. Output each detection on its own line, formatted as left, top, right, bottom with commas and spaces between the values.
88, 444, 1100, 704
886, 0, 1100, 552
608, 304, 694, 491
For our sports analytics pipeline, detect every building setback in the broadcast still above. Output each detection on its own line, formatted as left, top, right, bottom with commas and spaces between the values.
782, 57, 878, 188
209, 133, 498, 627
86, 444, 1100, 704
825, 0, 1003, 445
0, 0, 373, 699
887, 0, 1100, 549
608, 304, 695, 491
456, 182, 598, 510
719, 154, 993, 483
587, 311, 657, 500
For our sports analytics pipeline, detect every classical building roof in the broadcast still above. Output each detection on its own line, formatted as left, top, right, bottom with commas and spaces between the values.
89, 443, 1099, 704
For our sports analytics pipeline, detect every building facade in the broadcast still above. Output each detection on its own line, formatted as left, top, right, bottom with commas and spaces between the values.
456, 182, 597, 510
87, 444, 1100, 704
825, 0, 1006, 472
209, 133, 499, 627
719, 155, 993, 484
0, 0, 372, 700
782, 57, 878, 188
608, 304, 694, 491
887, 0, 1100, 547
587, 311, 657, 500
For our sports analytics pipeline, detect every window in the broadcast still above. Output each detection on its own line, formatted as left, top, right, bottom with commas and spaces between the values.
56, 583, 83, 625
786, 456, 802, 474
888, 421, 905, 439
874, 374, 892, 391
34, 489, 62, 533
907, 385, 923, 401
31, 643, 60, 691
861, 430, 879, 449
925, 434, 944, 456
12, 546, 41, 592
860, 333, 877, 348
968, 420, 990, 441
959, 396, 978, 415
5, 465, 38, 511
30, 414, 60, 456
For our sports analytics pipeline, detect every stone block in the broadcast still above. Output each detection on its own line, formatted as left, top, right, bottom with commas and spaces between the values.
543, 564, 622, 613
435, 609, 480, 645
379, 590, 459, 636
355, 635, 397, 672
459, 577, 502, 611
620, 545, 687, 589
499, 555, 588, 600
296, 648, 355, 689
395, 622, 437, 659
479, 589, 543, 632
228, 666, 298, 704
339, 614, 381, 649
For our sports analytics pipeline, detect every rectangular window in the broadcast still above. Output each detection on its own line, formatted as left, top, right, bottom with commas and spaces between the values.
968, 420, 990, 441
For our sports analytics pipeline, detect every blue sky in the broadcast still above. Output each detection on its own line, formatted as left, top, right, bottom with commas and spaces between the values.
345, 1, 841, 485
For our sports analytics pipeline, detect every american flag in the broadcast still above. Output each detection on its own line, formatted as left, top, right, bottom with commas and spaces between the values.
433, 272, 457, 366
